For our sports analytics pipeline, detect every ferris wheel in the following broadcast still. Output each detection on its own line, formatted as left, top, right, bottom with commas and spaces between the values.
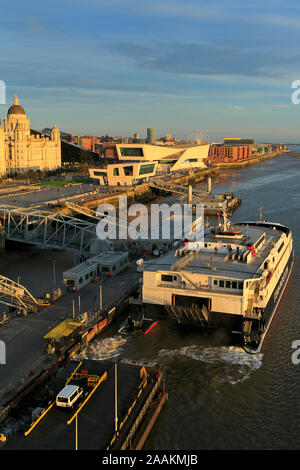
187, 129, 210, 144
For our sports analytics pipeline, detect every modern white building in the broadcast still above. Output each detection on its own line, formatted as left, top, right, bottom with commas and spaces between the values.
89, 143, 209, 186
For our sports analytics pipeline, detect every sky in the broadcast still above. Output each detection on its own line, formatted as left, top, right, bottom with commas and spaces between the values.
1, 0, 300, 141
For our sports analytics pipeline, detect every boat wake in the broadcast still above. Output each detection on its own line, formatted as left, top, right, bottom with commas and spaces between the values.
159, 345, 263, 384
77, 335, 128, 361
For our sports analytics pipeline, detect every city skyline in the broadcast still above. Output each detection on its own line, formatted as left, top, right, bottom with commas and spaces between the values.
1, 0, 300, 140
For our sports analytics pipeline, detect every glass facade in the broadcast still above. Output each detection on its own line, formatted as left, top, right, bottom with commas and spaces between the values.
138, 163, 155, 175
124, 165, 133, 175
120, 147, 144, 157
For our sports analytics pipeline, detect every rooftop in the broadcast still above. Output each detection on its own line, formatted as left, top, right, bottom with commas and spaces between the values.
90, 251, 128, 263
7, 95, 26, 116
143, 222, 286, 281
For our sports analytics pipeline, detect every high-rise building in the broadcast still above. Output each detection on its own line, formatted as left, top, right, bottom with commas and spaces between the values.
147, 128, 156, 144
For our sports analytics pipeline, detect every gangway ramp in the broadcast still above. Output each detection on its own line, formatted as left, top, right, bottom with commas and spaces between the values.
149, 179, 210, 199
64, 201, 129, 228
0, 275, 49, 312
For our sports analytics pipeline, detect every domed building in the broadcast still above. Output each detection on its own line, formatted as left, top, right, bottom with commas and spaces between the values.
0, 95, 61, 175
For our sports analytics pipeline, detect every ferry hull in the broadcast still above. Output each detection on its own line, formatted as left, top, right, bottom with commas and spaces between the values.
216, 248, 293, 350
253, 248, 294, 352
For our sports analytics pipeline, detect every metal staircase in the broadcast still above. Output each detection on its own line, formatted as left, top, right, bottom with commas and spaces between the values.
0, 275, 48, 312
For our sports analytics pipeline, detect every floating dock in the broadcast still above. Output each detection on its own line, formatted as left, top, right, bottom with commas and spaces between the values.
0, 359, 167, 450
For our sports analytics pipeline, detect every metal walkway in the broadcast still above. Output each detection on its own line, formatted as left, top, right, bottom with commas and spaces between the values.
0, 204, 102, 256
0, 275, 48, 312
64, 201, 129, 228
149, 179, 211, 200
65, 201, 102, 221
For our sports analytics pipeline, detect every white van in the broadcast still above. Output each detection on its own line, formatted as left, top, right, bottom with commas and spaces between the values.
56, 384, 83, 408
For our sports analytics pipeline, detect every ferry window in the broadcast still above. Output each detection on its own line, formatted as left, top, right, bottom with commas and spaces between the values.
232, 281, 237, 289
255, 235, 265, 249
85, 274, 89, 280
277, 242, 284, 253
238, 282, 243, 289
79, 277, 83, 284
213, 280, 218, 287
219, 280, 224, 288
225, 281, 231, 288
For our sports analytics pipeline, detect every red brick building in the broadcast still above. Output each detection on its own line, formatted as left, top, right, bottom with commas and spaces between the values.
208, 144, 253, 163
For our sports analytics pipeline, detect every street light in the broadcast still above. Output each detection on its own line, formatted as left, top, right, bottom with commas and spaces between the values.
75, 414, 78, 450
53, 260, 56, 287
99, 283, 102, 311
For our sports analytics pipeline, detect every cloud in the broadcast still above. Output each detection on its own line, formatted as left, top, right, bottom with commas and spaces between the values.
228, 106, 245, 110
269, 104, 291, 108
106, 41, 300, 79
259, 14, 300, 29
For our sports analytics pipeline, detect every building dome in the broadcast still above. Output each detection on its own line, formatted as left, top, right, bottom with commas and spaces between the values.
7, 95, 25, 116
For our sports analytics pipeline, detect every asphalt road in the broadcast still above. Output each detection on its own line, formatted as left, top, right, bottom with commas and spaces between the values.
0, 247, 140, 406
0, 182, 104, 209
4, 360, 152, 450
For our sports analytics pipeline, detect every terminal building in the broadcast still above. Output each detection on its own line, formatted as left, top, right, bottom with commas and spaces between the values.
89, 142, 210, 186
0, 96, 61, 175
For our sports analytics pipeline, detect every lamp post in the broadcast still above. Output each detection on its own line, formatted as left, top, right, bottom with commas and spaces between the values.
53, 260, 56, 287
75, 414, 78, 450
115, 363, 118, 435
99, 283, 102, 311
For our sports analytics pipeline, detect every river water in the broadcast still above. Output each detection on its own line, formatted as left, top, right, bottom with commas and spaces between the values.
79, 148, 300, 450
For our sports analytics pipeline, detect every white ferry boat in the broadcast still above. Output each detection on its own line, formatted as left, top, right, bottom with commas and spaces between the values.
141, 215, 294, 352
